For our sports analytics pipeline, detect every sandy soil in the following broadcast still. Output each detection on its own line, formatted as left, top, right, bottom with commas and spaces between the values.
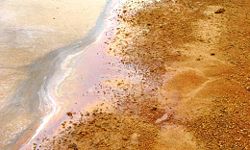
34, 0, 249, 149
0, 0, 106, 149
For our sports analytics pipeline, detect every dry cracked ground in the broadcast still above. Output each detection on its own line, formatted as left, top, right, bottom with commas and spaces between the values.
38, 0, 249, 149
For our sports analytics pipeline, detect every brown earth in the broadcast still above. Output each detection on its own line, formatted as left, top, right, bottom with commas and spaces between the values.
38, 0, 250, 149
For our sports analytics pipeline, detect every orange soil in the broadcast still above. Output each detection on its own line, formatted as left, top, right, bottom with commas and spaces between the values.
37, 0, 250, 149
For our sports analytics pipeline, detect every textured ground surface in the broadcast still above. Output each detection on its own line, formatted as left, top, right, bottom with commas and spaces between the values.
35, 0, 249, 149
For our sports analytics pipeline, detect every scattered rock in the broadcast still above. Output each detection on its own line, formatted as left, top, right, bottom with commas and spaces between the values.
155, 113, 169, 124
215, 8, 225, 14
68, 143, 78, 150
246, 86, 250, 91
66, 112, 73, 118
151, 106, 158, 111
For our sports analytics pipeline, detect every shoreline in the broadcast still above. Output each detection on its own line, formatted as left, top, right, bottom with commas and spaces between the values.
0, 0, 111, 149
18, 0, 116, 149
37, 0, 250, 149
1, 0, 249, 149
